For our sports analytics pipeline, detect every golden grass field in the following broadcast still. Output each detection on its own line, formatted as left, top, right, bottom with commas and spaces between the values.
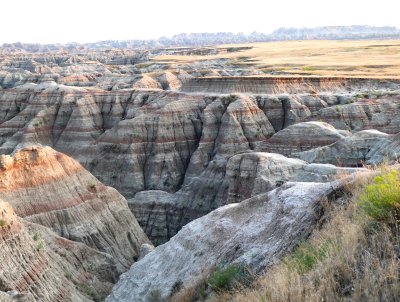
152, 40, 400, 78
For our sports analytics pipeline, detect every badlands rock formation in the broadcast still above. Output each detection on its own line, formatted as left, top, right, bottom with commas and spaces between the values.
0, 200, 92, 301
295, 129, 392, 166
1, 45, 400, 302
107, 181, 347, 302
261, 121, 350, 156
0, 146, 150, 273
1, 75, 400, 244
130, 152, 365, 244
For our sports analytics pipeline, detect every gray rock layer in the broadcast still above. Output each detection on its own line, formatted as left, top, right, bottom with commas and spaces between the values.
107, 181, 343, 302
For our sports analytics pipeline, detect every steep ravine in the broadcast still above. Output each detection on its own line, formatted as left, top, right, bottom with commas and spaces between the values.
1, 83, 400, 244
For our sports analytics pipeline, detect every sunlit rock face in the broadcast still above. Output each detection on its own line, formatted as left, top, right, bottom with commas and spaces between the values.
107, 181, 349, 302
0, 146, 150, 272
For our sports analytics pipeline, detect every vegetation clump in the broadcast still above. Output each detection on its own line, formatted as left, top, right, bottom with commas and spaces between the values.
285, 239, 336, 275
208, 265, 243, 292
207, 170, 400, 302
78, 283, 96, 300
0, 218, 7, 227
359, 169, 400, 225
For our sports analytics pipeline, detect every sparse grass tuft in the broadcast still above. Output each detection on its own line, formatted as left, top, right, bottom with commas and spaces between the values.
78, 283, 96, 300
208, 265, 243, 292
301, 66, 317, 71
36, 239, 45, 251
285, 239, 336, 275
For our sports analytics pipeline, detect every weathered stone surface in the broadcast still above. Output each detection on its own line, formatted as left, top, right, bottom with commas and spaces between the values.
0, 145, 150, 272
260, 121, 349, 156
129, 152, 365, 244
1, 81, 399, 202
295, 130, 391, 166
0, 200, 90, 302
313, 96, 400, 134
106, 181, 344, 302
224, 152, 363, 203
367, 131, 400, 164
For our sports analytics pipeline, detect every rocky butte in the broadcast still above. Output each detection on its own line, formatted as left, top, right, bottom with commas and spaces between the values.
0, 39, 399, 302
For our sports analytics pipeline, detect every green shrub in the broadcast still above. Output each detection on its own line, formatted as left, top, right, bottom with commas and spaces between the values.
208, 265, 245, 291
0, 219, 7, 227
36, 239, 45, 251
78, 283, 95, 299
64, 272, 72, 280
286, 240, 334, 274
33, 232, 40, 241
360, 170, 400, 223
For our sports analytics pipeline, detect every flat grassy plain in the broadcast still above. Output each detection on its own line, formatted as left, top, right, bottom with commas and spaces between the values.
152, 40, 400, 78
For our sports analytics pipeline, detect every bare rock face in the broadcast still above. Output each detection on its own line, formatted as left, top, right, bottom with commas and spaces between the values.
314, 96, 400, 134
0, 145, 150, 273
107, 181, 344, 302
132, 75, 162, 90
224, 152, 363, 203
2, 78, 400, 249
1, 81, 399, 202
0, 200, 89, 302
157, 72, 182, 90
129, 152, 365, 245
260, 121, 349, 156
367, 131, 400, 164
295, 130, 392, 166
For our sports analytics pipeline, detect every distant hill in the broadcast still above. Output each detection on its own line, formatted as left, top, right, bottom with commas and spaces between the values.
270, 25, 400, 40
2, 25, 400, 52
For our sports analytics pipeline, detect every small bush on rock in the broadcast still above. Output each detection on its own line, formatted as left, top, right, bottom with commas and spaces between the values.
208, 264, 247, 292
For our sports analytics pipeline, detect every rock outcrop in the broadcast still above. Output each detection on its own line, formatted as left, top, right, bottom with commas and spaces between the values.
0, 81, 398, 201
313, 96, 400, 134
0, 145, 150, 272
260, 121, 349, 156
0, 200, 90, 302
107, 181, 345, 302
367, 131, 400, 164
295, 130, 392, 166
129, 152, 365, 244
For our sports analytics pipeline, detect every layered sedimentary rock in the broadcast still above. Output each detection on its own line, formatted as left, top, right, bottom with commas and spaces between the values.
0, 145, 150, 272
295, 130, 392, 166
313, 96, 400, 134
1, 80, 398, 199
260, 121, 349, 156
0, 200, 89, 302
107, 181, 345, 302
2, 77, 400, 249
180, 77, 400, 94
129, 152, 365, 244
367, 131, 400, 164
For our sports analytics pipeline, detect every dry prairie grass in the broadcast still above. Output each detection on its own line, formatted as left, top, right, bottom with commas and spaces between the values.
209, 170, 400, 302
152, 40, 400, 78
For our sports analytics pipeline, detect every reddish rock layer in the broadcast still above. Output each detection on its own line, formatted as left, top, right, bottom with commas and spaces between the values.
0, 146, 150, 273
0, 200, 89, 302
